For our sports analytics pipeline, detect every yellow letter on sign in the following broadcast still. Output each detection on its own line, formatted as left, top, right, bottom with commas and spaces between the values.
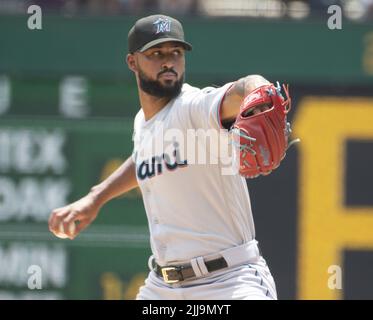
294, 97, 373, 299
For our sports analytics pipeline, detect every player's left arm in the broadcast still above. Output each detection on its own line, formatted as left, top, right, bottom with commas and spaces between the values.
220, 74, 270, 123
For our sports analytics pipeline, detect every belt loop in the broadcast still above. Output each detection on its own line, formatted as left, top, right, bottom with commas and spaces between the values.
196, 257, 209, 276
190, 258, 203, 277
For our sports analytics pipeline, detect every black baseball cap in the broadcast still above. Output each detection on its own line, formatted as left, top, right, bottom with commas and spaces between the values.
128, 14, 192, 53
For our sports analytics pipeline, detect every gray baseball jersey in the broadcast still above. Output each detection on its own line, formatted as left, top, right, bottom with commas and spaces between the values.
132, 83, 256, 266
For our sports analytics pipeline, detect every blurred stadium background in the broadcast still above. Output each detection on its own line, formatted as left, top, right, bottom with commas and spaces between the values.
0, 0, 373, 300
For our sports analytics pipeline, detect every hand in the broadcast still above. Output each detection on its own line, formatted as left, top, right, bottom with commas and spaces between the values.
252, 104, 270, 115
231, 82, 292, 178
48, 194, 101, 240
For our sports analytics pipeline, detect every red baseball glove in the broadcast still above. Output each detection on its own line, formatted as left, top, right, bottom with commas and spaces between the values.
231, 82, 297, 178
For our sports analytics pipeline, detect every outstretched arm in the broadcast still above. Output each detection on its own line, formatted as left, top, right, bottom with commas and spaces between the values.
220, 75, 271, 123
48, 156, 138, 239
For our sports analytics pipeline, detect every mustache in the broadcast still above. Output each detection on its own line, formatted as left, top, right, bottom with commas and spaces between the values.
157, 68, 178, 78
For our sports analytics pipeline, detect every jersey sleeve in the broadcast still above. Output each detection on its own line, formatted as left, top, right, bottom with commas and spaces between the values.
188, 82, 234, 130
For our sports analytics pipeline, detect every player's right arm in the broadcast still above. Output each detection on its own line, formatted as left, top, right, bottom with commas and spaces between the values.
48, 156, 138, 239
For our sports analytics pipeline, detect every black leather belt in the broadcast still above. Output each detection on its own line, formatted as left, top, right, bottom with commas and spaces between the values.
154, 257, 228, 284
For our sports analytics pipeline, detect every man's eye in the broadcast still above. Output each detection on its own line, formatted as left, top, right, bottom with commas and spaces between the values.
173, 50, 181, 56
152, 51, 160, 57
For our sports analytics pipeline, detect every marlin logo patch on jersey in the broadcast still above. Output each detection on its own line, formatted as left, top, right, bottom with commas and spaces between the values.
153, 17, 171, 34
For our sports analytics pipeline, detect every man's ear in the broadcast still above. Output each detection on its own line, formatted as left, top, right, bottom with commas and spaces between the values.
126, 53, 137, 73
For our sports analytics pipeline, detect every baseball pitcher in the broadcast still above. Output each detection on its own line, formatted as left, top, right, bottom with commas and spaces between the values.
49, 14, 296, 300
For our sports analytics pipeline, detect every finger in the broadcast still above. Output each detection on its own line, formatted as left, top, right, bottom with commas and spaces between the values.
48, 208, 58, 226
48, 208, 62, 230
49, 209, 65, 234
74, 219, 91, 235
49, 207, 72, 237
65, 222, 77, 240
63, 212, 77, 225
62, 212, 79, 239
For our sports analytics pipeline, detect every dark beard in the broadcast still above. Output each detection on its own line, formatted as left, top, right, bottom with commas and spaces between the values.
138, 69, 184, 99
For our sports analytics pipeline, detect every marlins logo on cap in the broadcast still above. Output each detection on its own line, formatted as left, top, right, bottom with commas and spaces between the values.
153, 17, 171, 34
